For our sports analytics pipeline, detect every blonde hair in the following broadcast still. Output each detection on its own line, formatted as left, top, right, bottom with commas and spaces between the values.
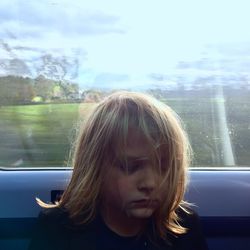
38, 91, 192, 239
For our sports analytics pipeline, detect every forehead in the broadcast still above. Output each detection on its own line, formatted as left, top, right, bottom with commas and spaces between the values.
125, 129, 151, 157
124, 128, 166, 159
126, 128, 148, 145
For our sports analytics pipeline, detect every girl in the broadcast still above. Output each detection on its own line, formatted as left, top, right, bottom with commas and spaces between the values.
29, 91, 207, 250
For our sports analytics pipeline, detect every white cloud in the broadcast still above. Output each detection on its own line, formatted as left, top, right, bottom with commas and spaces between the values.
1, 0, 250, 84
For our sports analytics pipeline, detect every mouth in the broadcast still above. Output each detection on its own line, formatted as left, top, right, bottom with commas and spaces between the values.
132, 199, 159, 208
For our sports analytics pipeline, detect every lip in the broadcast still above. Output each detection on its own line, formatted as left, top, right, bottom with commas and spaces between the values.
132, 199, 159, 208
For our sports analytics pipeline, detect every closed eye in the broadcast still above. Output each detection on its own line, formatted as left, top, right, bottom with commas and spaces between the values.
126, 162, 143, 173
116, 159, 144, 174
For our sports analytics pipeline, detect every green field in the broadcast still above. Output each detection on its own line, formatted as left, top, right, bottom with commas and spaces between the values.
0, 103, 86, 167
0, 96, 249, 168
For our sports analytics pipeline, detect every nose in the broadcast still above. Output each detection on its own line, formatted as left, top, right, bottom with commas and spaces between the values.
137, 166, 158, 195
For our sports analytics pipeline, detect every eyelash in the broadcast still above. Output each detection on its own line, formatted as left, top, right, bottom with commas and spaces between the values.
117, 161, 142, 174
116, 159, 168, 174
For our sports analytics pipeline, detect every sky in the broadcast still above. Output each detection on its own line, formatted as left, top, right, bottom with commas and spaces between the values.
1, 0, 250, 88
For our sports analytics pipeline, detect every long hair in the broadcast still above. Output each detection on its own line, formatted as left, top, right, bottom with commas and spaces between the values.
38, 91, 192, 238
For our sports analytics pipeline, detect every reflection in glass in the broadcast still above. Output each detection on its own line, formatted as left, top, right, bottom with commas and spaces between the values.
0, 1, 249, 168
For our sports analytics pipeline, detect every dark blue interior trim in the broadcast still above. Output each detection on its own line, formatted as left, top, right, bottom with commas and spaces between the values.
201, 217, 250, 237
0, 218, 36, 238
1, 216, 250, 238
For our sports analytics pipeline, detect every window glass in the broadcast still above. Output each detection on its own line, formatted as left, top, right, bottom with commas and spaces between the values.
0, 0, 249, 168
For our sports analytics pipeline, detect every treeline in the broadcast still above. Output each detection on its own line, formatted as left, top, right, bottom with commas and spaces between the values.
0, 75, 79, 105
1, 74, 249, 106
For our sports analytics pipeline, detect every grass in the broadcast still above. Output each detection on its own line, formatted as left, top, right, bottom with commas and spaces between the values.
0, 96, 249, 168
0, 103, 80, 167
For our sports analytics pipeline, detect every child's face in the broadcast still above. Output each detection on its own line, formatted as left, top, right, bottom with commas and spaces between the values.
101, 128, 167, 221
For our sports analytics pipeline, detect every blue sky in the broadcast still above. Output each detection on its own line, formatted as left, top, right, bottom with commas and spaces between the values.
1, 0, 250, 88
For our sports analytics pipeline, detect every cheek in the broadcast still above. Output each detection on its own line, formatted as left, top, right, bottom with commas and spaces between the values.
157, 180, 168, 200
103, 177, 132, 204
115, 178, 133, 199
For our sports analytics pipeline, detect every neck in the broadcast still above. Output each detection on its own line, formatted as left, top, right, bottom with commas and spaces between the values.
100, 208, 147, 237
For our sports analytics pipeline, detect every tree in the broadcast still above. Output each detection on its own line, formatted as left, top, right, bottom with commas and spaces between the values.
0, 76, 34, 105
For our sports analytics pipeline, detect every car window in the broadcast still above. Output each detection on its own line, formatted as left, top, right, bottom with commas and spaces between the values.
0, 0, 249, 168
